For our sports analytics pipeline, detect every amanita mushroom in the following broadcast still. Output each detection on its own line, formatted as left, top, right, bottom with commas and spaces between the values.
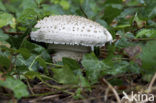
30, 15, 113, 62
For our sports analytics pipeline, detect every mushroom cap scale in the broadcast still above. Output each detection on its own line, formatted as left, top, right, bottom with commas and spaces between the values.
30, 15, 113, 47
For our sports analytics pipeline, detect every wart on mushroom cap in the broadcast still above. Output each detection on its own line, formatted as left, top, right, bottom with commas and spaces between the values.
30, 15, 113, 62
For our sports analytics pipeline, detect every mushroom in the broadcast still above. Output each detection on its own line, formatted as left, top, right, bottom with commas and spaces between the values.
30, 15, 113, 62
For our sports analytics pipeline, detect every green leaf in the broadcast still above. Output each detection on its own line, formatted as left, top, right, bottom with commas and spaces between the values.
133, 13, 146, 29
50, 0, 60, 4
53, 58, 90, 87
143, 0, 156, 18
35, 0, 43, 5
81, 53, 110, 84
0, 0, 6, 11
148, 7, 156, 18
0, 77, 29, 99
0, 30, 9, 46
59, 0, 70, 10
118, 8, 136, 18
0, 55, 10, 68
20, 0, 37, 9
42, 4, 64, 15
62, 57, 80, 71
115, 31, 135, 48
77, 72, 90, 88
0, 12, 16, 28
52, 65, 78, 84
108, 60, 140, 75
0, 30, 9, 40
103, 6, 122, 24
126, 0, 144, 6
136, 29, 156, 38
36, 57, 47, 68
20, 40, 50, 60
25, 71, 41, 79
17, 8, 38, 27
74, 88, 83, 99
18, 48, 31, 59
81, 0, 98, 18
0, 41, 10, 48
20, 40, 36, 52
96, 19, 108, 28
139, 40, 156, 73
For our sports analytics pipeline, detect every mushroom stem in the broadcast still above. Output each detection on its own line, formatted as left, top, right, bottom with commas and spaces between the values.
91, 46, 94, 51
52, 50, 84, 62
49, 44, 91, 62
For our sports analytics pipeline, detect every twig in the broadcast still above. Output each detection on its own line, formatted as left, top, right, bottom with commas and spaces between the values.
8, 55, 13, 72
39, 77, 74, 96
75, 92, 124, 103
79, 5, 88, 18
4, 31, 23, 35
123, 5, 146, 9
31, 91, 59, 97
102, 78, 121, 103
41, 95, 59, 100
104, 87, 110, 102
30, 93, 60, 103
132, 38, 156, 41
107, 73, 137, 80
46, 62, 63, 68
26, 78, 35, 95
147, 73, 156, 93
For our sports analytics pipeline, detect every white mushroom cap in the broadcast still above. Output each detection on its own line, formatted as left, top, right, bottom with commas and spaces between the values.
30, 15, 113, 47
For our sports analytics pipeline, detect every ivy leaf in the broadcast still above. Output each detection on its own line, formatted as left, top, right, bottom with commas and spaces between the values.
144, 0, 156, 19
0, 30, 10, 47
126, 0, 144, 6
35, 0, 43, 5
0, 77, 29, 99
148, 7, 156, 18
136, 29, 156, 38
139, 40, 156, 73
17, 8, 38, 27
0, 0, 6, 11
0, 55, 10, 68
103, 6, 122, 24
62, 57, 80, 71
0, 12, 16, 28
81, 0, 98, 18
59, 0, 70, 10
115, 31, 135, 48
81, 53, 110, 84
52, 65, 79, 84
20, 0, 37, 9
36, 57, 47, 68
18, 48, 31, 59
25, 71, 41, 79
0, 30, 9, 41
62, 58, 90, 87
133, 13, 146, 29
0, 41, 10, 48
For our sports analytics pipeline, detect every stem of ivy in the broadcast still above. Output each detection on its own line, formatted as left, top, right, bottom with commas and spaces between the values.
26, 78, 35, 95
45, 62, 63, 68
31, 91, 59, 97
28, 55, 40, 71
39, 77, 74, 96
132, 38, 156, 41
